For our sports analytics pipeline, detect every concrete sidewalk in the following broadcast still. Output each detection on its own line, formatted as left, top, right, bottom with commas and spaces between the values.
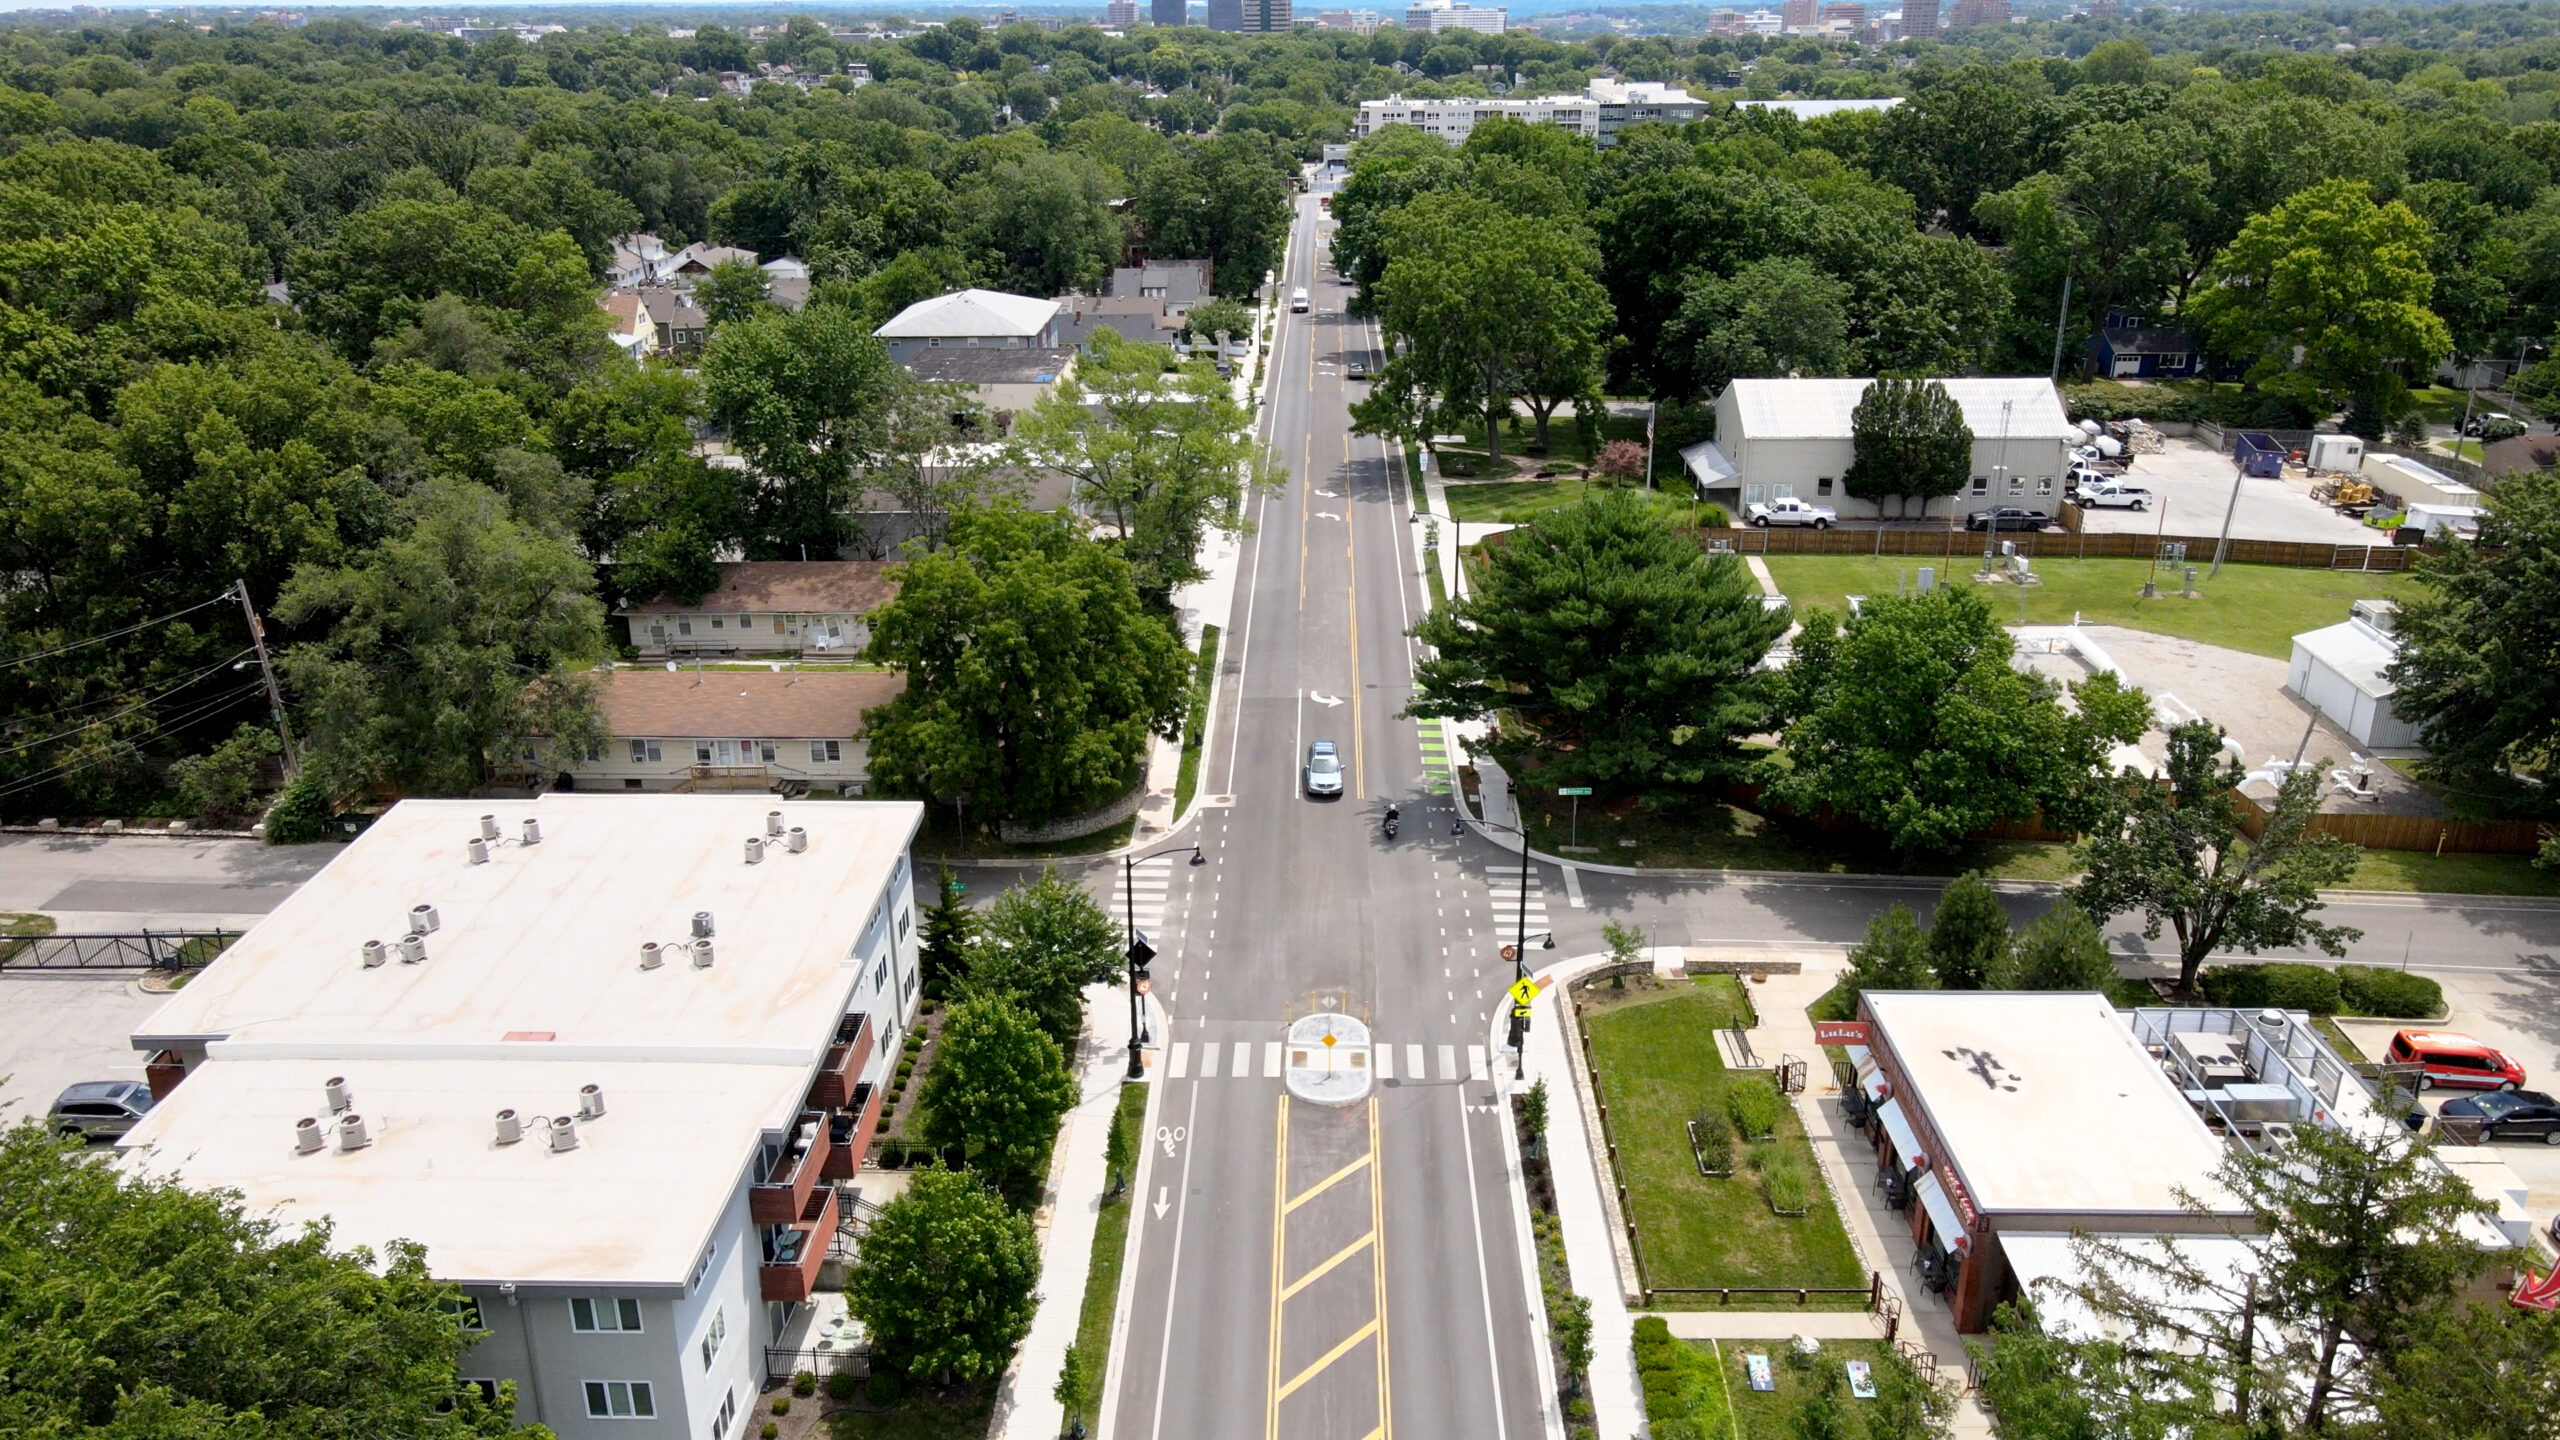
1522, 952, 1645, 1439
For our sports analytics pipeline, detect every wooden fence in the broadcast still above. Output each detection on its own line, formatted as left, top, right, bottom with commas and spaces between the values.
1694, 525, 2419, 572
2234, 799, 2546, 856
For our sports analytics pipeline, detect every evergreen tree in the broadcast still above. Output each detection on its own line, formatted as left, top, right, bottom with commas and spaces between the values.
1926, 872, 2011, 990
1843, 377, 1973, 521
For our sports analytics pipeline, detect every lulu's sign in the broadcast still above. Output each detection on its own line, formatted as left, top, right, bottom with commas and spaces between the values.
1813, 1020, 1871, 1046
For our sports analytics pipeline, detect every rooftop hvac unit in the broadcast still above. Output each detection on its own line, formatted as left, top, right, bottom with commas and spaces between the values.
398, 934, 427, 964
548, 1115, 579, 1152
767, 810, 786, 837
692, 911, 715, 939
409, 903, 439, 934
578, 1084, 606, 1120
2168, 1031, 2249, 1086
295, 1117, 326, 1154
361, 939, 387, 969
521, 817, 542, 845
744, 836, 765, 864
336, 1113, 371, 1151
786, 826, 808, 853
467, 838, 489, 865
691, 937, 714, 969
478, 814, 500, 842
639, 941, 665, 970
494, 1109, 523, 1145
323, 1076, 353, 1112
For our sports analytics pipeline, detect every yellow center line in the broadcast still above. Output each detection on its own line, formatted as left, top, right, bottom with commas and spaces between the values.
1281, 1230, 1376, 1301
1266, 1095, 1291, 1440
1275, 1319, 1379, 1403
1285, 1151, 1372, 1213
1370, 1097, 1393, 1440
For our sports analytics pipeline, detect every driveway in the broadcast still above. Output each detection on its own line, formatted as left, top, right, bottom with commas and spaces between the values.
0, 973, 171, 1127
2078, 437, 2381, 545
0, 833, 337, 931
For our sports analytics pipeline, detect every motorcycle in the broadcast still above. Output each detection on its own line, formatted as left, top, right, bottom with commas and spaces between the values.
1382, 805, 1399, 841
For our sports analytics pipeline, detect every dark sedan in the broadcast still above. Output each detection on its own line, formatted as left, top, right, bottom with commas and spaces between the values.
2439, 1088, 2560, 1144
1967, 507, 2051, 532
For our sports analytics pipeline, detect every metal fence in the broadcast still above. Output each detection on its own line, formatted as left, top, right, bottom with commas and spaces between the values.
0, 930, 239, 973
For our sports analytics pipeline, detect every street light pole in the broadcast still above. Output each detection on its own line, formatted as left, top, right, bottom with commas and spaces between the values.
1123, 842, 1206, 1080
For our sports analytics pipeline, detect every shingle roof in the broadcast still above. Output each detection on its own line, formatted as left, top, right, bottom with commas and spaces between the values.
874, 288, 1061, 340
1722, 378, 2082, 443
594, 668, 906, 739
619, 560, 898, 617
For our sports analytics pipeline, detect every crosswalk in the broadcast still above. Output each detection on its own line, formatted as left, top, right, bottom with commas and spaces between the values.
1112, 855, 1179, 938
1165, 1039, 1490, 1083
1482, 864, 1549, 941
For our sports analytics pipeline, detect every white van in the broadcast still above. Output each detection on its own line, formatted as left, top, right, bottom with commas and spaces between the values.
1290, 287, 1309, 313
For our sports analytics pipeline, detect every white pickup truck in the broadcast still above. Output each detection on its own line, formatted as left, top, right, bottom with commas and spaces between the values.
2075, 480, 2153, 511
1744, 497, 1837, 528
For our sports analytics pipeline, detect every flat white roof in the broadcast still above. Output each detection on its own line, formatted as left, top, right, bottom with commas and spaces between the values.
873, 287, 1060, 340
1721, 378, 2083, 445
1865, 991, 2243, 1219
136, 795, 921, 1059
1734, 97, 1905, 117
2291, 619, 2399, 701
119, 1056, 805, 1286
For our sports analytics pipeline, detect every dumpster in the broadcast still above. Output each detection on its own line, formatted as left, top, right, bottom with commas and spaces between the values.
2234, 432, 2285, 477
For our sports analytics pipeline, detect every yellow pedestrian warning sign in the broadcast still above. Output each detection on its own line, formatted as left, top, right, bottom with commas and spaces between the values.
1507, 977, 1542, 1007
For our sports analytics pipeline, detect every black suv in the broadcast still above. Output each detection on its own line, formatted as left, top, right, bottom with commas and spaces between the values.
1967, 507, 2050, 532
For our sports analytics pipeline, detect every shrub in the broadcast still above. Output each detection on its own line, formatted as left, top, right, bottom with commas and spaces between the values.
1696, 501, 1730, 528
865, 1368, 905, 1406
827, 1372, 858, 1401
263, 772, 333, 845
171, 724, 281, 826
771, 1395, 790, 1416
2199, 962, 2340, 1014
1691, 1113, 1734, 1174
896, 1059, 915, 1080
760, 1424, 778, 1440
2336, 965, 2444, 1019
1630, 1315, 1734, 1439
1722, 1076, 1787, 1139
1758, 1146, 1814, 1213
791, 1370, 816, 1397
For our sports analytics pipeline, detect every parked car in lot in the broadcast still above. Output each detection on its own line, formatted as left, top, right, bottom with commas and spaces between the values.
1304, 739, 1342, 797
2437, 1089, 2560, 1144
48, 1081, 154, 1142
1967, 507, 2051, 532
2387, 1029, 2527, 1091
2076, 481, 2153, 510
1744, 497, 1836, 528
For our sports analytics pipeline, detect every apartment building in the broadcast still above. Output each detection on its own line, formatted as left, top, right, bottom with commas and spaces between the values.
1404, 0, 1507, 31
121, 795, 925, 1438
1355, 78, 1706, 146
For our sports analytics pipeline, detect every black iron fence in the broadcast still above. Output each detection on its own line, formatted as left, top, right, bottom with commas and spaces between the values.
0, 930, 240, 973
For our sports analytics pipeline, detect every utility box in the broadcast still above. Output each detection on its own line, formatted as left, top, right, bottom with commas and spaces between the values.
2306, 434, 2364, 474
2234, 432, 2285, 477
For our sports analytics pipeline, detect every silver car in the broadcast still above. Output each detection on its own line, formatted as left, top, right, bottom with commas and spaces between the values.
1304, 739, 1342, 798
48, 1080, 154, 1142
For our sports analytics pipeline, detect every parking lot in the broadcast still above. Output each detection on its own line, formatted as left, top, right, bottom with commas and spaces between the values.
0, 973, 172, 1130
2078, 436, 2383, 546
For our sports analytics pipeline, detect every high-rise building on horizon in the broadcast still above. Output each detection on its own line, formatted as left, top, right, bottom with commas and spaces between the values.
1152, 0, 1189, 23
1900, 0, 1939, 36
1206, 0, 1242, 27
1780, 0, 1817, 28
1241, 0, 1292, 28
1106, 0, 1139, 24
1945, 0, 2006, 25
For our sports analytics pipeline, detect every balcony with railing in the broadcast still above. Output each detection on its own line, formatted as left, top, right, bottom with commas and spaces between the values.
808, 1013, 874, 1111
821, 1082, 884, 1180
750, 1110, 833, 1226
758, 1185, 838, 1304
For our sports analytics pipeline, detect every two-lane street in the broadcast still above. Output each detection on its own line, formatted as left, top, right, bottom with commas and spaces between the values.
1102, 180, 1553, 1440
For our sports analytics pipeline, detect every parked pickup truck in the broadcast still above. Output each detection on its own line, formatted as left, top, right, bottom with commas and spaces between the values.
2075, 480, 2153, 510
1744, 497, 1837, 528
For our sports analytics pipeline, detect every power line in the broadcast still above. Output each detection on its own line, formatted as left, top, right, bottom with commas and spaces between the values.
0, 680, 269, 803
0, 593, 236, 672
0, 647, 261, 753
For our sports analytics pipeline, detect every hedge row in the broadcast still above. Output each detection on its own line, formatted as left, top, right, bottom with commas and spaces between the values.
1633, 1316, 1732, 1440
2196, 963, 2443, 1019
2059, 379, 2317, 429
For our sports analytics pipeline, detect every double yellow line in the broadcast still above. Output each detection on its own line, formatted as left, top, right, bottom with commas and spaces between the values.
1264, 1097, 1393, 1440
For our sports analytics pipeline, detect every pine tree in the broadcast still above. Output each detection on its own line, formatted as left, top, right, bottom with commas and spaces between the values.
919, 867, 974, 1001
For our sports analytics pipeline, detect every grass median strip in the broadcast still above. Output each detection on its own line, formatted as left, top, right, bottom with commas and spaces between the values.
1174, 624, 1222, 820
1058, 1081, 1151, 1435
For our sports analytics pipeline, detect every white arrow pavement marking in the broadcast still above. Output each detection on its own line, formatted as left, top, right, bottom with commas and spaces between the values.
1309, 692, 1345, 707
1314, 510, 1343, 521
1154, 1187, 1171, 1220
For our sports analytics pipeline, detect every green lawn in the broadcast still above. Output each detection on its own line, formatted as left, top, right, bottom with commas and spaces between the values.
1762, 555, 2415, 660
2344, 848, 2560, 896
1580, 981, 1867, 1305
1062, 1082, 1150, 1433
1719, 1339, 1922, 1440
825, 1387, 995, 1440
1443, 479, 1709, 526
1519, 798, 2081, 882
1174, 625, 1222, 822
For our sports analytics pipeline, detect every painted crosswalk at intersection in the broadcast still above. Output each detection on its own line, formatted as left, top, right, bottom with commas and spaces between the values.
1160, 1037, 1488, 1082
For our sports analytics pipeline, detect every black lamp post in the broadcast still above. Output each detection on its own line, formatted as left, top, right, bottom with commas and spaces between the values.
1497, 782, 1556, 1078
1123, 842, 1206, 1080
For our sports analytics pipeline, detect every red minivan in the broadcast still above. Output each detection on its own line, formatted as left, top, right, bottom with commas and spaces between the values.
2387, 1030, 2527, 1091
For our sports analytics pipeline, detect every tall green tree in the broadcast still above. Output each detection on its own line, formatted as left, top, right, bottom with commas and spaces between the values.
863, 504, 1189, 827
1827, 903, 1936, 1018
275, 479, 607, 797
1664, 256, 1852, 398
2185, 179, 2452, 422
962, 150, 1122, 297
964, 866, 1124, 1051
1926, 872, 2011, 990
2386, 471, 2560, 801
1407, 490, 1791, 788
1770, 587, 2151, 856
692, 258, 773, 328
2007, 899, 2118, 993
919, 866, 975, 1000
1371, 193, 1611, 460
1842, 378, 1974, 521
0, 1121, 536, 1438
2072, 720, 2362, 996
700, 301, 900, 559
1134, 133, 1293, 297
917, 995, 1080, 1207
846, 1166, 1041, 1385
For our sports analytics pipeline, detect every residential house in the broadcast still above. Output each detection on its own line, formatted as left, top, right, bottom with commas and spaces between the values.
120, 795, 924, 1437
1057, 294, 1186, 352
606, 233, 673, 288
637, 287, 711, 354
618, 561, 897, 661
900, 348, 1078, 424
553, 669, 903, 794
597, 292, 655, 360
760, 256, 811, 282
1681, 377, 2082, 520
1107, 260, 1214, 314
872, 289, 1064, 365
2084, 312, 2205, 379
670, 244, 762, 279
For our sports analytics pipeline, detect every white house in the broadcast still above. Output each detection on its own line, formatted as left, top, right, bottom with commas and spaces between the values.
2286, 599, 2419, 749
554, 668, 905, 794
122, 795, 925, 1438
617, 561, 898, 661
872, 288, 1063, 365
1682, 377, 2083, 521
1355, 79, 1707, 147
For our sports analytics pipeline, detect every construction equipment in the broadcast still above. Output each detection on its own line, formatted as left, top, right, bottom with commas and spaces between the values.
2313, 479, 2377, 515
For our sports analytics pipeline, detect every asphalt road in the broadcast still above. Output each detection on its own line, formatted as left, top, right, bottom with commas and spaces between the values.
0, 832, 339, 931
1102, 182, 1554, 1440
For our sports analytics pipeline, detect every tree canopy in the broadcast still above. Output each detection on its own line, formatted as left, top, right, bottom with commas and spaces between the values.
845, 1165, 1041, 1386
918, 994, 1081, 1207
963, 865, 1126, 1051
2387, 470, 2560, 807
1843, 377, 1973, 520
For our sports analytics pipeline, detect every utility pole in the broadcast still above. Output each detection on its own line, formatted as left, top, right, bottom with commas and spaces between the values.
2208, 457, 2245, 579
2047, 274, 2075, 382
233, 579, 298, 775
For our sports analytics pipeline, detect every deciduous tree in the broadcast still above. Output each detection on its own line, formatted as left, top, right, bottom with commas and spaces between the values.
2072, 719, 2362, 995
1407, 489, 1790, 788
1829, 904, 1935, 1017
692, 257, 773, 328
1927, 872, 2011, 990
917, 995, 1080, 1207
1843, 377, 1973, 521
964, 866, 1124, 1051
1665, 256, 1851, 396
846, 1166, 1041, 1385
2386, 471, 2560, 800
2007, 899, 2118, 992
700, 301, 900, 559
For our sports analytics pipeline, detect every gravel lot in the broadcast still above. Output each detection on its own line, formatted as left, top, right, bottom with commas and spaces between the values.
2077, 436, 2385, 546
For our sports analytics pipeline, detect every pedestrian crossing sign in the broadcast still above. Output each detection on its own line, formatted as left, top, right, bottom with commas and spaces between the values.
1507, 977, 1541, 1007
